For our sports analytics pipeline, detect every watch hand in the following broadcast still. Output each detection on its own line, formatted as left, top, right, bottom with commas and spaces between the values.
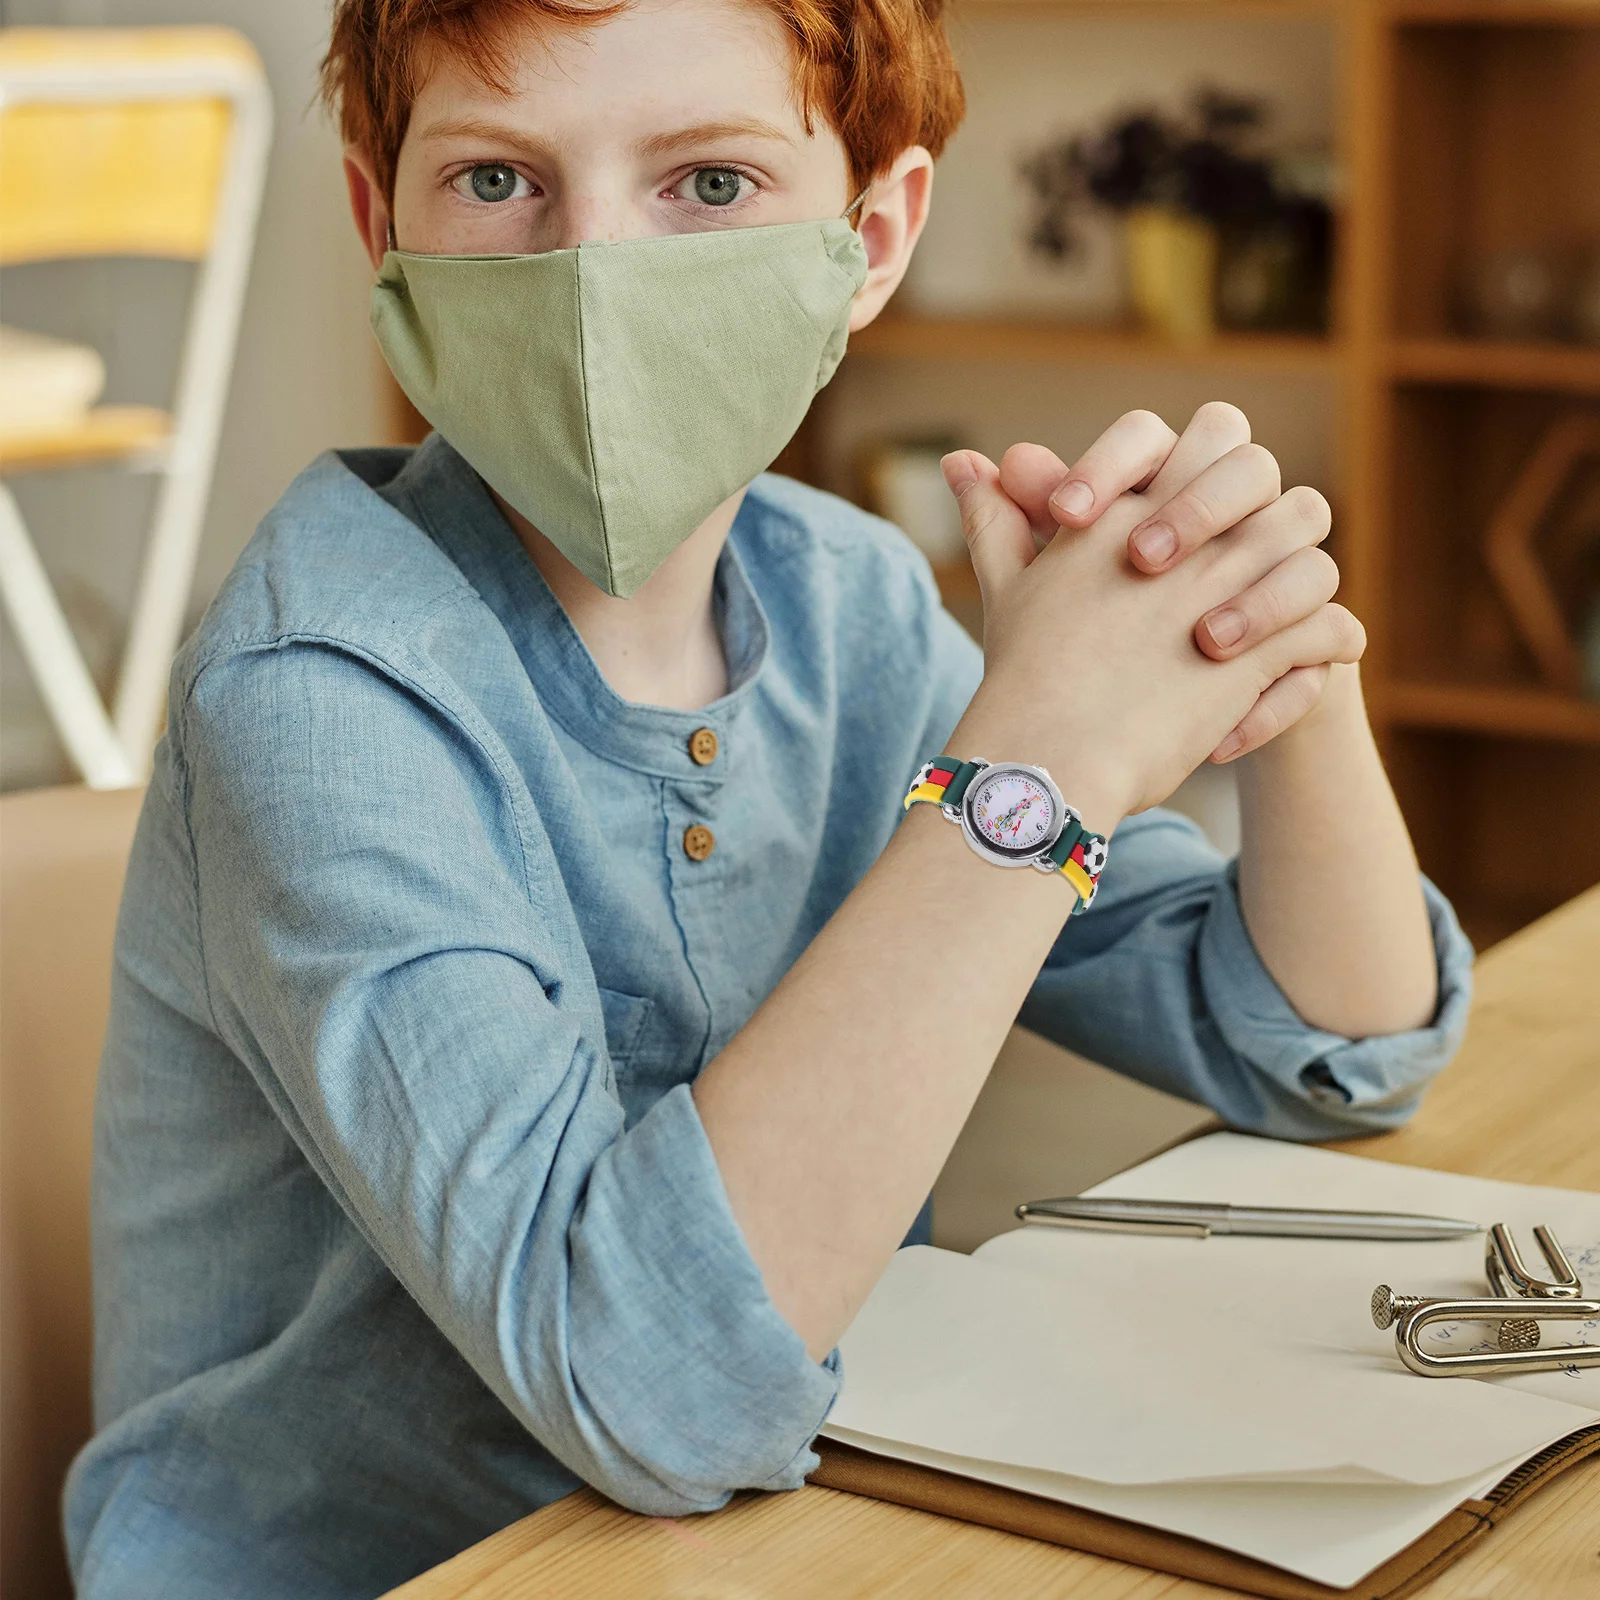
1002, 797, 1035, 836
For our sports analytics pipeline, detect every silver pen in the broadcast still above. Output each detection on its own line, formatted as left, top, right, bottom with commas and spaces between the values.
1014, 1197, 1483, 1241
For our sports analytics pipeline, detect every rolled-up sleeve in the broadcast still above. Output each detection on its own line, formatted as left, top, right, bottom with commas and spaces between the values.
181, 640, 836, 1516
1017, 808, 1474, 1139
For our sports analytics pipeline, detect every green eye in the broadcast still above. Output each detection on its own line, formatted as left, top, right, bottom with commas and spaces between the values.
693, 168, 743, 206
469, 164, 521, 203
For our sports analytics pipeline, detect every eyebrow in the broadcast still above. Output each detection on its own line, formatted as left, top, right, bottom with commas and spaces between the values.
412, 116, 546, 150
412, 113, 797, 158
635, 117, 797, 157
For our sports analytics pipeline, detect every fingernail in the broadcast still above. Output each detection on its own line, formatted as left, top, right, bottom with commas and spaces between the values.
1132, 523, 1177, 567
940, 452, 976, 496
1051, 480, 1095, 521
1204, 607, 1246, 649
1212, 729, 1246, 762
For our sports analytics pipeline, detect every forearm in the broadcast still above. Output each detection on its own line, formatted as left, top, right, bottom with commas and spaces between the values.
1235, 664, 1437, 1038
695, 418, 1367, 1361
694, 709, 1124, 1360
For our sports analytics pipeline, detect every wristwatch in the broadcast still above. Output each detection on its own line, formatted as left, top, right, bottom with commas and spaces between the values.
903, 756, 1109, 912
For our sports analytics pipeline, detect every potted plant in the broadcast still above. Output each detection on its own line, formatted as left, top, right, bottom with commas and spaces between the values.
1021, 90, 1331, 343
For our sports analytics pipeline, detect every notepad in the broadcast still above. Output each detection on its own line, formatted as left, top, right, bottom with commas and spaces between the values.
822, 1133, 1600, 1588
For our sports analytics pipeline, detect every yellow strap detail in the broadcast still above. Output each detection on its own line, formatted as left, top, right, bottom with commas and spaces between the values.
1060, 858, 1095, 902
903, 781, 948, 811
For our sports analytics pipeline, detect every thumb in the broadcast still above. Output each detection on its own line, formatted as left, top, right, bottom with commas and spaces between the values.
940, 450, 1034, 601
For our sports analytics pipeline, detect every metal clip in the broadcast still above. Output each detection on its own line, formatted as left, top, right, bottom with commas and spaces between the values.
1485, 1222, 1581, 1300
1371, 1224, 1600, 1377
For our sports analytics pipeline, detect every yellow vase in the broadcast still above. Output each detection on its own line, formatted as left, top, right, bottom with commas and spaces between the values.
1125, 206, 1219, 344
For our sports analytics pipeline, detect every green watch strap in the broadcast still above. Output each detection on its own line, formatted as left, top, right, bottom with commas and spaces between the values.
1046, 816, 1087, 870
939, 759, 983, 808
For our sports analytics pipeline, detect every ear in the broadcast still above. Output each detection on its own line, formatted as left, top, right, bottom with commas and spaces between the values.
344, 147, 393, 271
847, 147, 934, 333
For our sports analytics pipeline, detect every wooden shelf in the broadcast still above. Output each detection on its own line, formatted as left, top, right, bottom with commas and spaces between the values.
850, 316, 1338, 373
930, 560, 980, 604
1449, 890, 1562, 954
1390, 0, 1600, 28
1389, 338, 1600, 395
1385, 681, 1600, 743
931, 560, 984, 641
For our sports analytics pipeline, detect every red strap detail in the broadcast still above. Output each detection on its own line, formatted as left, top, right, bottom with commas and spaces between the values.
927, 762, 958, 786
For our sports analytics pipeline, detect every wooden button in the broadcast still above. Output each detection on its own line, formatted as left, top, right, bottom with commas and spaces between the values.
688, 727, 719, 766
682, 824, 715, 862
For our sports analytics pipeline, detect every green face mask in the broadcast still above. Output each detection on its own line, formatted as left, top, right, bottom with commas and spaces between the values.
370, 218, 869, 597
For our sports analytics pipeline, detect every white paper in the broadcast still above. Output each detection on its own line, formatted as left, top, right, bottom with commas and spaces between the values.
823, 1133, 1600, 1586
824, 1428, 1521, 1590
1063, 1132, 1600, 1407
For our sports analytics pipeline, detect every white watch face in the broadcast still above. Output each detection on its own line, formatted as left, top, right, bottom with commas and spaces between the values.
969, 767, 1058, 858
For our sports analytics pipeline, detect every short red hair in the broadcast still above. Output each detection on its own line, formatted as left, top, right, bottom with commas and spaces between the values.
320, 0, 965, 201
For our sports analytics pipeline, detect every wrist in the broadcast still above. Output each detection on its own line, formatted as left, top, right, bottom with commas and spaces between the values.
941, 701, 1131, 839
1241, 662, 1368, 778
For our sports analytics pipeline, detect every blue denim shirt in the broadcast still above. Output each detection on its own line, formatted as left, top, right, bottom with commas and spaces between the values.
66, 437, 1472, 1599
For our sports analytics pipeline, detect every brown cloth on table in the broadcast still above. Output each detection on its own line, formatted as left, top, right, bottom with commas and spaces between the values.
810, 1424, 1600, 1600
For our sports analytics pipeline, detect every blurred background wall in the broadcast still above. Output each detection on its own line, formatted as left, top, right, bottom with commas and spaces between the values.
0, 0, 382, 788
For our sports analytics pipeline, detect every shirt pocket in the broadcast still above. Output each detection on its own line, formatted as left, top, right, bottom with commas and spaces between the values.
597, 986, 654, 1075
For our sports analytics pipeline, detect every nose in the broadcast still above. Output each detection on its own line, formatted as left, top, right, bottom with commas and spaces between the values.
545, 193, 653, 250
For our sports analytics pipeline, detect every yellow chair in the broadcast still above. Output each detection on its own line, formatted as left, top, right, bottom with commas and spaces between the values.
0, 28, 271, 788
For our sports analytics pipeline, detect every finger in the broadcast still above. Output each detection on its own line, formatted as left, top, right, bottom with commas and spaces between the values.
1249, 602, 1367, 688
940, 449, 1035, 597
1204, 485, 1333, 598
1043, 410, 1178, 528
1140, 400, 1252, 505
998, 443, 1073, 539
1128, 440, 1282, 574
1196, 545, 1339, 659
1210, 666, 1329, 762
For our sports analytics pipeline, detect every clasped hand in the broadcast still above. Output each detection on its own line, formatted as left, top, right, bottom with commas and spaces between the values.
943, 402, 1365, 824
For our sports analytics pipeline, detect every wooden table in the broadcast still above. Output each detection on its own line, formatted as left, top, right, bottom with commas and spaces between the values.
390, 888, 1600, 1600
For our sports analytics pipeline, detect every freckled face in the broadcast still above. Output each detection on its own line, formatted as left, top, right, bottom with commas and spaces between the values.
390, 0, 854, 255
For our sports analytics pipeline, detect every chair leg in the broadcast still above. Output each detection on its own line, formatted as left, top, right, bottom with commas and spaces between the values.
111, 70, 273, 771
112, 453, 207, 778
0, 483, 136, 789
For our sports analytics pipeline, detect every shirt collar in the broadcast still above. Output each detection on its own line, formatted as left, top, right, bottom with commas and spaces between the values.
378, 435, 770, 781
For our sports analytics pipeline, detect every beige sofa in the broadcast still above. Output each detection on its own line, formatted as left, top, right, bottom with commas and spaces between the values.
1, 784, 143, 1599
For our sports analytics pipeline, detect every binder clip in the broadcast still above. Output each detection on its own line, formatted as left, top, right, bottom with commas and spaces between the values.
1370, 1224, 1600, 1377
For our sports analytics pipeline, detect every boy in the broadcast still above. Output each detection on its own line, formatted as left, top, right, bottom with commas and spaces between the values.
66, 2, 1470, 1596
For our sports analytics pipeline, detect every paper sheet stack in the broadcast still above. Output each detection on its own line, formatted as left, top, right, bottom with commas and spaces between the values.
824, 1133, 1600, 1588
